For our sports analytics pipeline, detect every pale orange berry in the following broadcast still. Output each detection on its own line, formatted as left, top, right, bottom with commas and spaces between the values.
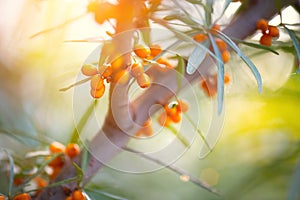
90, 75, 104, 90
99, 65, 112, 78
150, 44, 162, 57
13, 193, 31, 200
113, 70, 130, 84
215, 39, 227, 52
137, 73, 151, 88
211, 24, 220, 35
158, 112, 171, 127
200, 79, 217, 97
72, 190, 86, 200
221, 50, 230, 63
156, 57, 174, 69
49, 142, 65, 153
259, 34, 272, 46
49, 167, 61, 180
48, 156, 64, 168
193, 33, 208, 43
90, 86, 105, 99
65, 143, 80, 159
131, 63, 144, 77
111, 55, 124, 70
177, 100, 189, 113
134, 44, 151, 58
35, 177, 48, 188
81, 64, 98, 76
224, 73, 230, 84
268, 25, 279, 37
256, 19, 268, 32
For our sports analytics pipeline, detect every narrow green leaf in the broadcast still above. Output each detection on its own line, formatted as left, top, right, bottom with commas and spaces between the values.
139, 20, 151, 46
205, 0, 213, 27
59, 77, 92, 92
166, 125, 190, 147
285, 27, 300, 73
216, 31, 262, 93
4, 149, 14, 197
233, 38, 279, 55
70, 100, 98, 144
73, 162, 83, 187
163, 14, 198, 26
287, 157, 300, 200
187, 42, 209, 75
175, 55, 185, 93
208, 33, 225, 115
81, 142, 90, 174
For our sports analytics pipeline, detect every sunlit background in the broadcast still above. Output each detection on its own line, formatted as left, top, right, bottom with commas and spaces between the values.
0, 0, 300, 199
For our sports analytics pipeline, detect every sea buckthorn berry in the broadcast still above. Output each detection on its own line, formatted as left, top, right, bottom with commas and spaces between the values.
177, 100, 189, 113
150, 44, 162, 57
113, 70, 130, 84
90, 86, 105, 99
111, 55, 124, 70
268, 26, 279, 37
224, 73, 230, 84
211, 24, 220, 35
0, 195, 5, 200
158, 112, 171, 127
135, 120, 153, 137
193, 33, 208, 43
13, 177, 24, 186
48, 155, 64, 168
215, 39, 227, 52
256, 19, 268, 32
221, 50, 230, 63
200, 79, 217, 97
165, 102, 178, 117
137, 73, 151, 88
81, 64, 98, 76
259, 34, 272, 46
99, 65, 112, 78
134, 44, 151, 58
49, 142, 65, 153
131, 63, 144, 77
49, 167, 61, 180
170, 113, 181, 123
72, 190, 86, 200
65, 143, 80, 159
90, 75, 104, 90
65, 196, 72, 200
13, 193, 31, 200
156, 57, 174, 69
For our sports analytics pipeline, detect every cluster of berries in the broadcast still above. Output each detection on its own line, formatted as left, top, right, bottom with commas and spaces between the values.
158, 100, 189, 127
0, 193, 31, 200
65, 189, 86, 200
256, 19, 280, 46
48, 142, 80, 180
193, 24, 231, 63
199, 73, 230, 97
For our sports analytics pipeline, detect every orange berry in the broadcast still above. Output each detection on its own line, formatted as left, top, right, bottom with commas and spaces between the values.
49, 142, 65, 153
224, 73, 230, 84
200, 79, 217, 97
211, 24, 220, 35
99, 65, 112, 78
193, 33, 208, 43
72, 190, 86, 200
221, 50, 230, 63
65, 196, 72, 200
134, 44, 151, 58
131, 63, 144, 77
170, 113, 181, 123
48, 156, 64, 168
13, 193, 31, 200
0, 195, 5, 200
35, 177, 47, 188
113, 70, 130, 84
215, 39, 227, 52
268, 25, 279, 37
164, 102, 178, 117
158, 112, 171, 127
259, 34, 272, 46
49, 167, 61, 180
111, 55, 124, 70
90, 75, 104, 90
13, 177, 24, 186
156, 57, 174, 69
81, 64, 98, 76
135, 120, 153, 137
256, 19, 268, 32
150, 44, 162, 57
65, 143, 80, 159
90, 86, 105, 99
177, 100, 189, 113
137, 73, 151, 88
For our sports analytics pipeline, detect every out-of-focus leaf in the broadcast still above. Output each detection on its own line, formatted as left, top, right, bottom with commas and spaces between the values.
285, 27, 300, 73
205, 0, 213, 26
216, 31, 262, 93
59, 77, 91, 92
163, 14, 197, 26
175, 55, 185, 92
73, 162, 83, 187
139, 20, 151, 46
287, 157, 300, 200
4, 149, 14, 197
187, 44, 208, 75
85, 188, 128, 200
70, 100, 98, 144
166, 124, 189, 147
208, 33, 225, 115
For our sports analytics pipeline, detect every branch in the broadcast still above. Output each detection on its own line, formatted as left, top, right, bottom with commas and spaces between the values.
35, 0, 298, 199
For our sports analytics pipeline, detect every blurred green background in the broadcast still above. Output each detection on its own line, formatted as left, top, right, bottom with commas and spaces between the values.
0, 0, 300, 199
